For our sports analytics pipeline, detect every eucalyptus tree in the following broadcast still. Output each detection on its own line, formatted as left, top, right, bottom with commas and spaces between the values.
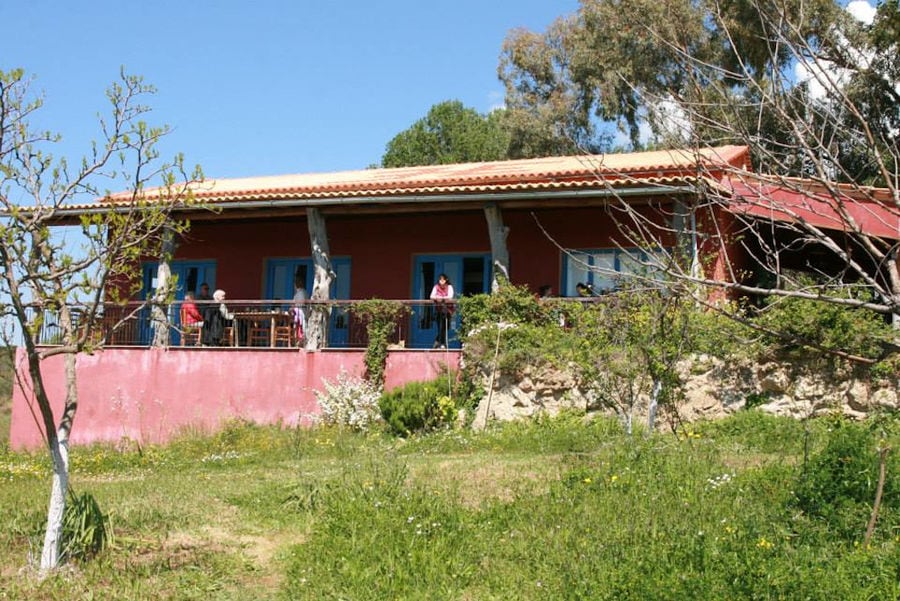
503, 1, 899, 358
0, 68, 198, 570
499, 0, 847, 156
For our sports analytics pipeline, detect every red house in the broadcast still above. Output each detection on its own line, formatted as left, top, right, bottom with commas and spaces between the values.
13, 144, 895, 448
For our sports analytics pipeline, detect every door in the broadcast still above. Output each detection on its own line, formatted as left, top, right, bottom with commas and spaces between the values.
411, 254, 489, 348
264, 257, 351, 346
141, 261, 216, 345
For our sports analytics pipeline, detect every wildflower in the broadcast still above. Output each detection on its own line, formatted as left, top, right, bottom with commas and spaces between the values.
583, 477, 592, 484
756, 537, 774, 549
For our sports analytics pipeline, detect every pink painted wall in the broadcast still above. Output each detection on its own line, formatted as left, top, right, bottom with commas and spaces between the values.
10, 347, 459, 450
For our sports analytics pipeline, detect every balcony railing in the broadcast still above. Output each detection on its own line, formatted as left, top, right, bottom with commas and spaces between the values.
26, 299, 471, 350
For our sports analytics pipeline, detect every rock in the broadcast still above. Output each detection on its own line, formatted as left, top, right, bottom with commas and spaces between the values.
470, 355, 896, 429
758, 365, 791, 394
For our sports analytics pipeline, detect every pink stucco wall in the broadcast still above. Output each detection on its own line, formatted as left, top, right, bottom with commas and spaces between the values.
10, 347, 459, 450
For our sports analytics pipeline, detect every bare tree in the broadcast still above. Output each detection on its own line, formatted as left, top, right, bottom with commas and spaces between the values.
0, 68, 198, 571
635, 2, 894, 320
527, 1, 898, 352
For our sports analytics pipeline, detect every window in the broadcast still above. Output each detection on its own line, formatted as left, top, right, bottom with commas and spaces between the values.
562, 248, 667, 296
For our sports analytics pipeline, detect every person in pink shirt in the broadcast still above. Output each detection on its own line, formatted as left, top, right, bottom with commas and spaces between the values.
429, 273, 455, 348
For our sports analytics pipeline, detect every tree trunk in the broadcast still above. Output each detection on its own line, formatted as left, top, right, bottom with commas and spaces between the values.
647, 378, 662, 433
40, 350, 77, 571
305, 208, 335, 351
40, 437, 69, 570
484, 203, 510, 291
151, 227, 177, 348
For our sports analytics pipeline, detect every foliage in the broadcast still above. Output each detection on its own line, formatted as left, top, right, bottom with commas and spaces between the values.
378, 373, 463, 437
793, 417, 899, 540
501, 2, 900, 349
458, 283, 581, 377
499, 0, 848, 156
313, 370, 383, 432
871, 353, 900, 382
60, 489, 113, 562
460, 284, 756, 431
352, 299, 410, 387
0, 68, 201, 568
753, 288, 895, 363
381, 100, 512, 167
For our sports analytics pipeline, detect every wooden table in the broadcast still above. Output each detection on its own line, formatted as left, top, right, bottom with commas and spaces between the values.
232, 311, 292, 347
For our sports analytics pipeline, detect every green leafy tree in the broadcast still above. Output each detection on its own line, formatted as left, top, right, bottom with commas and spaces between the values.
381, 100, 511, 167
0, 69, 199, 571
499, 0, 845, 155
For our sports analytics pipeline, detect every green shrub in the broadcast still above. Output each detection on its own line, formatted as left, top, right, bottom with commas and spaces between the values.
793, 417, 899, 540
379, 374, 464, 436
61, 489, 113, 562
352, 299, 410, 387
753, 288, 893, 362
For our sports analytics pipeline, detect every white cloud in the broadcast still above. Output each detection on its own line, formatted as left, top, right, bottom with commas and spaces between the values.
846, 0, 876, 25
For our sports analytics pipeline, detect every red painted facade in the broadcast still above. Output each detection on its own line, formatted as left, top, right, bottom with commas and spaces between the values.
175, 204, 675, 299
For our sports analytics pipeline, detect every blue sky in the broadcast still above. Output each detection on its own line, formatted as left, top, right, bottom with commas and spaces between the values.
1, 0, 578, 182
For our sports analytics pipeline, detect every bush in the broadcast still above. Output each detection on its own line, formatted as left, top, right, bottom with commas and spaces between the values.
313, 370, 383, 432
352, 299, 409, 387
753, 288, 893, 362
793, 417, 899, 540
379, 374, 463, 436
61, 489, 113, 562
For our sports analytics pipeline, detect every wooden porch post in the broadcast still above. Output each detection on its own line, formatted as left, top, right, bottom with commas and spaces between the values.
484, 202, 510, 292
150, 225, 177, 348
305, 208, 335, 351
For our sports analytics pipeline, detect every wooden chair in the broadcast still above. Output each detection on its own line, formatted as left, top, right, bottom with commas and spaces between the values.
273, 313, 295, 347
179, 306, 202, 347
246, 317, 270, 347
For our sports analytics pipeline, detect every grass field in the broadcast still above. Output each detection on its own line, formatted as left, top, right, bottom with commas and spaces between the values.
1, 411, 899, 600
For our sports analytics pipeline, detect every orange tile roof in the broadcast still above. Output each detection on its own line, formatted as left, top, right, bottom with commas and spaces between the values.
104, 145, 750, 207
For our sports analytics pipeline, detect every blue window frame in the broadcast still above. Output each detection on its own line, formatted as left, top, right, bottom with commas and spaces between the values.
264, 257, 351, 346
562, 248, 665, 296
140, 260, 217, 344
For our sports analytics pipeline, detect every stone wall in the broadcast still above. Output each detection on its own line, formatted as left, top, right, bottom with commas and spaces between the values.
473, 355, 900, 429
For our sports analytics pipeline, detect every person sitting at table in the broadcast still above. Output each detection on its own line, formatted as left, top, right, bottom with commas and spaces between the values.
181, 291, 204, 327
201, 289, 234, 346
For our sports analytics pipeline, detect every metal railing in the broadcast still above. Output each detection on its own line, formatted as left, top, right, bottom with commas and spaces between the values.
26, 299, 470, 350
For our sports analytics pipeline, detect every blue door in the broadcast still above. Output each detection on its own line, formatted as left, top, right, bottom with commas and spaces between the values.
264, 257, 351, 346
411, 254, 489, 348
141, 261, 217, 344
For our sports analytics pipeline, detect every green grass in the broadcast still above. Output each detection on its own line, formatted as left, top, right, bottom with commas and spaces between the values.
1, 412, 899, 600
